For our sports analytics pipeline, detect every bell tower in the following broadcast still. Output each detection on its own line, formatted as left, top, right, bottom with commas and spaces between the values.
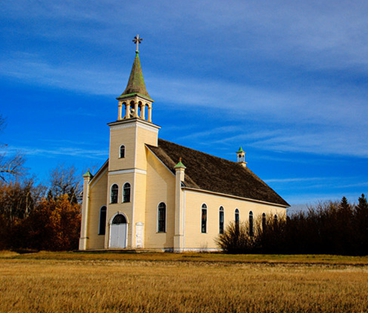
106, 35, 160, 249
116, 35, 154, 122
236, 147, 247, 168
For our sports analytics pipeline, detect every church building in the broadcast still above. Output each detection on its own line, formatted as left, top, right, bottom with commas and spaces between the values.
79, 36, 289, 252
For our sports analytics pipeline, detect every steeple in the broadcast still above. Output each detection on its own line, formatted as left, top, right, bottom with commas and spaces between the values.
117, 51, 153, 102
116, 35, 154, 122
236, 147, 247, 168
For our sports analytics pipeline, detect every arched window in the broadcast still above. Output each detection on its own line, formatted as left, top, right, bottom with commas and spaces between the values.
158, 202, 166, 232
201, 204, 207, 233
235, 209, 240, 233
219, 206, 224, 234
98, 206, 107, 235
119, 145, 125, 158
262, 213, 266, 230
123, 183, 131, 203
249, 211, 254, 236
235, 209, 239, 224
112, 214, 127, 224
111, 184, 118, 204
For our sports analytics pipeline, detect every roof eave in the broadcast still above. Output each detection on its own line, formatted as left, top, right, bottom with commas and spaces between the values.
182, 186, 290, 208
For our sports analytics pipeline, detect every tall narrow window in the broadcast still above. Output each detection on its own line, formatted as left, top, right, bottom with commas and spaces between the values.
158, 202, 166, 232
235, 209, 240, 233
235, 209, 239, 224
262, 213, 267, 231
119, 145, 125, 158
111, 184, 118, 204
219, 206, 224, 234
98, 206, 107, 235
123, 183, 131, 203
201, 204, 207, 233
249, 211, 254, 236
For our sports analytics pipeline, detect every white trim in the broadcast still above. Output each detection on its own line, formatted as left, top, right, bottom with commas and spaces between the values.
184, 187, 289, 208
109, 168, 146, 175
108, 119, 160, 133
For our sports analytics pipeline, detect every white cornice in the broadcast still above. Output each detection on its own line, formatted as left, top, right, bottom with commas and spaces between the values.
109, 168, 147, 175
108, 119, 161, 133
183, 187, 289, 208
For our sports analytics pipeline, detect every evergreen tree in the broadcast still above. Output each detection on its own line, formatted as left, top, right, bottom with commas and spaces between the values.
352, 194, 368, 255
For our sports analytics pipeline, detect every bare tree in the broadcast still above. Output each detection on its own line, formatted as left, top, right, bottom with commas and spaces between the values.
0, 115, 26, 181
48, 164, 82, 203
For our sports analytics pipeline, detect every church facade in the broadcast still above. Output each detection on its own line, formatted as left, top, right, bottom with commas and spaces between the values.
79, 39, 289, 252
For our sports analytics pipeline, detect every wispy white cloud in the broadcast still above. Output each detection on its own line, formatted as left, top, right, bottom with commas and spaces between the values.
267, 175, 368, 206
0, 52, 124, 95
0, 0, 366, 203
265, 177, 329, 184
1, 0, 366, 70
247, 129, 367, 157
266, 176, 367, 189
0, 51, 366, 158
1, 144, 107, 160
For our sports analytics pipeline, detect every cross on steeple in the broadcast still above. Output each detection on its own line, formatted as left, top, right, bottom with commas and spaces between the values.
133, 34, 143, 53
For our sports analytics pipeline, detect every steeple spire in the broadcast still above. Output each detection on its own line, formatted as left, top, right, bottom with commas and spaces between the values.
116, 35, 154, 122
117, 34, 152, 101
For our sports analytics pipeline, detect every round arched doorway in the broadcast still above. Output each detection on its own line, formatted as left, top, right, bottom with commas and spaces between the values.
109, 214, 127, 248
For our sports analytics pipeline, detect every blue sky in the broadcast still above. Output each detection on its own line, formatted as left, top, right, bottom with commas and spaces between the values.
0, 0, 367, 210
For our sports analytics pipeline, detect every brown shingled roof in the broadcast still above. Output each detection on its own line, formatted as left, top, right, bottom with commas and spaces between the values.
147, 139, 289, 207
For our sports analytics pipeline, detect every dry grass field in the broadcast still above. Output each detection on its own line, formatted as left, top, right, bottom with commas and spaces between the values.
0, 251, 367, 313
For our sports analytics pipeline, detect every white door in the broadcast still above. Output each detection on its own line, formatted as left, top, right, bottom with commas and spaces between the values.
110, 214, 127, 248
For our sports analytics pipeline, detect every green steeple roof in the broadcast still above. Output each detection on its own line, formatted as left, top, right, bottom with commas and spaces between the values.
83, 170, 93, 178
174, 157, 186, 169
117, 52, 153, 101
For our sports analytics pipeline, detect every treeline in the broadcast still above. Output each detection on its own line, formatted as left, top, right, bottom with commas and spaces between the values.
0, 167, 82, 251
217, 195, 368, 256
0, 114, 82, 251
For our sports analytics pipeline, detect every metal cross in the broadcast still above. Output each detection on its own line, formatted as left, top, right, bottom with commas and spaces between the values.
133, 34, 143, 52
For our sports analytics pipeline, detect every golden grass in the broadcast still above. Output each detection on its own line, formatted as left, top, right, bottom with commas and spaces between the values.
0, 251, 367, 312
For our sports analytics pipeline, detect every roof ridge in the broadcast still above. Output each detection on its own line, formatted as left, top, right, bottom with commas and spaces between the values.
152, 138, 289, 207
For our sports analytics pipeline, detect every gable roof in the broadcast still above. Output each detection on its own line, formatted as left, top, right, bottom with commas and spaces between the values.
147, 139, 289, 207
